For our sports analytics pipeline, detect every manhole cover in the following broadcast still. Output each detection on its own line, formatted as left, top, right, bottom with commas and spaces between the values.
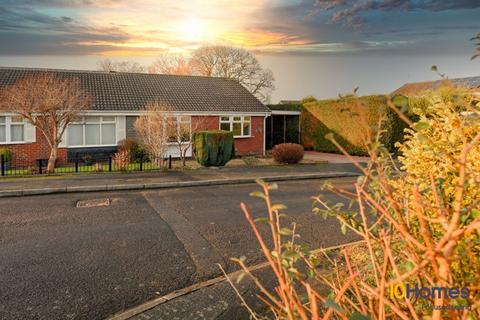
76, 198, 111, 208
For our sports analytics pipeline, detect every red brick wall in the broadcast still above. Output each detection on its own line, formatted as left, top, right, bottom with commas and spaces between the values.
192, 116, 219, 131
1, 127, 67, 166
192, 115, 265, 156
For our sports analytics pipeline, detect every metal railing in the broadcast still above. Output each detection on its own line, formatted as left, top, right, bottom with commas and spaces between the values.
0, 154, 173, 177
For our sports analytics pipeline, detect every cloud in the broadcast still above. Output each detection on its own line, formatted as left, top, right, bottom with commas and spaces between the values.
311, 0, 480, 28
0, 6, 132, 55
0, 0, 478, 57
256, 40, 412, 55
0, 0, 124, 7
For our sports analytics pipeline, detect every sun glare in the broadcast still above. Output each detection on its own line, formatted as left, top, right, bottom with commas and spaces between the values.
176, 18, 208, 42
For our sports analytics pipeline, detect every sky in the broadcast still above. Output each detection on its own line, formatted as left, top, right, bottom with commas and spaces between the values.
0, 0, 479, 102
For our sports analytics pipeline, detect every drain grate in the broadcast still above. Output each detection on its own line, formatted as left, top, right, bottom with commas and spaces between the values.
76, 198, 111, 208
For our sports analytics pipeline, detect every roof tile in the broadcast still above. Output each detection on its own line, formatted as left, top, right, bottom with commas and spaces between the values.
0, 67, 270, 114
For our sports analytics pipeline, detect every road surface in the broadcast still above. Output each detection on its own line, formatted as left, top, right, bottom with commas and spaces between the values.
0, 177, 357, 320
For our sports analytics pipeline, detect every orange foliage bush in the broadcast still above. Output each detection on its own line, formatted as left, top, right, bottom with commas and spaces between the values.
271, 143, 304, 164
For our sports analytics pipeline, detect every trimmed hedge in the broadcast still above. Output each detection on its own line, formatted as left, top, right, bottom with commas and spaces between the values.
193, 130, 235, 167
301, 95, 408, 156
267, 103, 302, 111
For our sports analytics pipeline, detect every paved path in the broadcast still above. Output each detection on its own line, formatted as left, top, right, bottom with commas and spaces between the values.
0, 163, 360, 193
0, 177, 358, 320
304, 151, 370, 164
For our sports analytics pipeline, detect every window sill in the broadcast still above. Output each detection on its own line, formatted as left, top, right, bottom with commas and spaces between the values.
0, 141, 28, 145
67, 144, 118, 148
234, 135, 253, 139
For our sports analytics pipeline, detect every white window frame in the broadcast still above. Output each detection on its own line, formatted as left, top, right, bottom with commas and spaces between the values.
166, 115, 192, 144
219, 115, 251, 138
10, 116, 25, 142
0, 116, 5, 144
0, 116, 26, 144
67, 116, 117, 147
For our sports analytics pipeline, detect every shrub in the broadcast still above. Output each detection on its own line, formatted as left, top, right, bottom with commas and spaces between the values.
82, 154, 93, 165
231, 89, 480, 319
0, 148, 13, 163
134, 104, 172, 168
93, 163, 103, 172
118, 138, 143, 161
394, 87, 480, 285
271, 143, 304, 164
301, 95, 408, 155
192, 130, 235, 167
113, 150, 130, 171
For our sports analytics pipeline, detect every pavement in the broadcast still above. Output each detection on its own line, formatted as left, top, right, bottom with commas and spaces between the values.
0, 163, 361, 197
304, 151, 370, 164
126, 266, 278, 320
0, 177, 359, 320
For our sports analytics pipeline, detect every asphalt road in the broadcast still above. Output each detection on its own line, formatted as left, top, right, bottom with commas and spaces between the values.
0, 177, 357, 320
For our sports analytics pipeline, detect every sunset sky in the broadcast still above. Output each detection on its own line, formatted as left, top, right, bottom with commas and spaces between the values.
1, 0, 479, 102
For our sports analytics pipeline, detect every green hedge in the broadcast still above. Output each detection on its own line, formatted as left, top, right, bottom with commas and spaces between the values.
301, 95, 408, 156
192, 130, 235, 167
0, 148, 13, 163
267, 103, 302, 111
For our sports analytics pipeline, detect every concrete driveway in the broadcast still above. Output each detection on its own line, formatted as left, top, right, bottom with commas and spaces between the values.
0, 177, 357, 320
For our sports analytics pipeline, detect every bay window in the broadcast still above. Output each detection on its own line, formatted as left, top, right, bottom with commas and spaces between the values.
67, 116, 116, 147
220, 116, 251, 137
0, 116, 26, 144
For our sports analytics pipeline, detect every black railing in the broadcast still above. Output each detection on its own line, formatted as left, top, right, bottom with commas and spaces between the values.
0, 154, 173, 177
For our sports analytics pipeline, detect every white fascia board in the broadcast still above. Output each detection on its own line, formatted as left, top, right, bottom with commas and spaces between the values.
0, 112, 21, 116
270, 110, 301, 115
0, 110, 272, 117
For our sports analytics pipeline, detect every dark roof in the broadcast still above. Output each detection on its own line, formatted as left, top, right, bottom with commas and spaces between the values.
0, 67, 270, 113
393, 76, 480, 95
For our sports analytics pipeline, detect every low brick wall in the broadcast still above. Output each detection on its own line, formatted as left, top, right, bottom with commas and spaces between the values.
2, 127, 67, 166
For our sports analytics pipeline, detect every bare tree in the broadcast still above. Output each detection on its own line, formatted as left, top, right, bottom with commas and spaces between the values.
134, 103, 173, 168
167, 115, 209, 166
190, 46, 275, 103
148, 54, 192, 75
0, 74, 93, 172
148, 46, 275, 103
97, 58, 146, 73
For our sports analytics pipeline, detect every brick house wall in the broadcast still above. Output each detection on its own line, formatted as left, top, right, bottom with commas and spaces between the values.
192, 115, 265, 156
2, 127, 67, 166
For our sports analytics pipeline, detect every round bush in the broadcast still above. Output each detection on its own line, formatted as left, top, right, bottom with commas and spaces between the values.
271, 143, 304, 164
0, 148, 13, 163
118, 138, 143, 161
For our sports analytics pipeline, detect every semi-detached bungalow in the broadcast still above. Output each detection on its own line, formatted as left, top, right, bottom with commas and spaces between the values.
0, 67, 272, 165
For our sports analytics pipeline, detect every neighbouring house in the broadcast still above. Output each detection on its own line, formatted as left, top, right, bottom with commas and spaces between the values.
0, 67, 271, 165
393, 76, 480, 95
